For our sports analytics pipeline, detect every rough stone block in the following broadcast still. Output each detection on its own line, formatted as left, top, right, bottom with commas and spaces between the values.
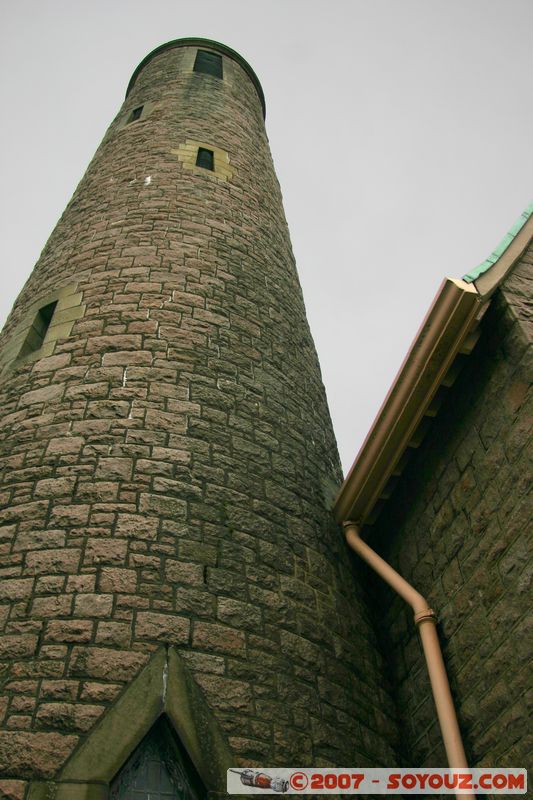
34, 477, 76, 498
164, 559, 204, 586
95, 621, 131, 647
102, 350, 153, 366
194, 674, 253, 712
45, 620, 93, 643
0, 578, 34, 601
85, 335, 142, 354
179, 540, 217, 565
139, 493, 187, 519
49, 505, 90, 526
115, 513, 158, 540
0, 500, 49, 525
0, 779, 27, 799
19, 384, 65, 407
135, 612, 189, 644
99, 567, 137, 593
0, 635, 38, 659
32, 596, 73, 618
79, 682, 122, 702
68, 647, 148, 681
217, 597, 262, 631
95, 458, 133, 481
40, 680, 79, 701
13, 530, 66, 551
25, 549, 81, 576
74, 594, 113, 618
193, 621, 246, 656
46, 436, 84, 455
84, 538, 128, 566
36, 702, 104, 732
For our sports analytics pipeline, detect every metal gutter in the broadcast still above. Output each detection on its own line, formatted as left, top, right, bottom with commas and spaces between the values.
333, 203, 533, 528
333, 277, 482, 525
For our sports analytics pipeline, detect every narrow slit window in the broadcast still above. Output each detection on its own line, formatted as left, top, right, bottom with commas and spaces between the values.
19, 301, 57, 358
128, 106, 144, 123
193, 50, 223, 79
196, 148, 214, 171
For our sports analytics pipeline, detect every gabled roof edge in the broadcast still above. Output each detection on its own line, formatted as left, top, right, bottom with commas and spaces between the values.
334, 205, 533, 529
333, 278, 482, 525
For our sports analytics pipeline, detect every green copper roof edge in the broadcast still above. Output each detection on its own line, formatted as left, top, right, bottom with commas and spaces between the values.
126, 37, 266, 119
463, 201, 533, 283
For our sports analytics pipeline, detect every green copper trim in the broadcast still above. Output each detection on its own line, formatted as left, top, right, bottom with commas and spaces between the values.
126, 37, 266, 119
463, 201, 533, 283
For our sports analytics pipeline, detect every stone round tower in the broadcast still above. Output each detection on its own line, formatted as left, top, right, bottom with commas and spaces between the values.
0, 39, 396, 799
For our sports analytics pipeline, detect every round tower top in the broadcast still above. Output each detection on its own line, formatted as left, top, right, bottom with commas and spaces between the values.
126, 37, 266, 118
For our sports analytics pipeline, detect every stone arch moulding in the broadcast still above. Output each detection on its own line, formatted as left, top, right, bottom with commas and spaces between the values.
27, 647, 233, 800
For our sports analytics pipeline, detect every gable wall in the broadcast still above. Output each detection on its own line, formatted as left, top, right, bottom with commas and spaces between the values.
366, 243, 532, 770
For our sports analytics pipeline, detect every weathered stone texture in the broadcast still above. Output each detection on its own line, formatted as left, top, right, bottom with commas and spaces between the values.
0, 41, 397, 785
368, 253, 532, 771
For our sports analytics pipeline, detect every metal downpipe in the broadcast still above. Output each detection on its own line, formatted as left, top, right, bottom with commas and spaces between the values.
343, 522, 475, 800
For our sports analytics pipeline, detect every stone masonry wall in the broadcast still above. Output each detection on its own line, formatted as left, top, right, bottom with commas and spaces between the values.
0, 42, 397, 797
366, 247, 532, 780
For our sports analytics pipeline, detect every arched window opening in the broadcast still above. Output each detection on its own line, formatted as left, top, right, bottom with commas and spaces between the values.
110, 716, 206, 800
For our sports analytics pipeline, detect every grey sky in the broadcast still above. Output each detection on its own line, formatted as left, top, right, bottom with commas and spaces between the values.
1, 0, 532, 474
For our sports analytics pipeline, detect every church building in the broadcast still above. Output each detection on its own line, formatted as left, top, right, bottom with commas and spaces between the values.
0, 38, 530, 800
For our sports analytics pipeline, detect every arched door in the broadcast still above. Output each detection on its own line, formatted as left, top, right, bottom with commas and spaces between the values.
110, 716, 206, 800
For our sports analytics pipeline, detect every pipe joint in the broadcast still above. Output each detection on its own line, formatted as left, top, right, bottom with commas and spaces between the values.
342, 520, 360, 531
414, 608, 437, 625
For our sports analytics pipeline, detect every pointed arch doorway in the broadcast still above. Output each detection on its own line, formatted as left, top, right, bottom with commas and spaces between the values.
110, 716, 206, 800
26, 648, 233, 800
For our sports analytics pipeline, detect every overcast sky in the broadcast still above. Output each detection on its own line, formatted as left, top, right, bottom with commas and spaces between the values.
1, 0, 532, 474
